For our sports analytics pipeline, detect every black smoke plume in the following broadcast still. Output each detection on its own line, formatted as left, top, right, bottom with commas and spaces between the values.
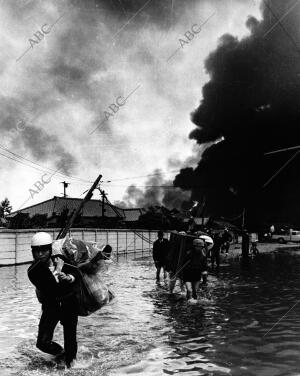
115, 169, 191, 209
175, 0, 300, 228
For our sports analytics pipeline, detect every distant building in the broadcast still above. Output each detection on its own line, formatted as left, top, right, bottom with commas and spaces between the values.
7, 196, 145, 228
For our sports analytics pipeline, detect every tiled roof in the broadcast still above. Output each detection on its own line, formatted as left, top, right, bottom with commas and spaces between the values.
122, 209, 143, 221
8, 196, 126, 219
194, 217, 210, 225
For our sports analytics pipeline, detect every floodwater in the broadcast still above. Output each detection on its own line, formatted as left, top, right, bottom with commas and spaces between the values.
1, 250, 300, 376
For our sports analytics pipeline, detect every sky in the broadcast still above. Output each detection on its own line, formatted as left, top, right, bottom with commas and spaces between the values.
0, 0, 261, 211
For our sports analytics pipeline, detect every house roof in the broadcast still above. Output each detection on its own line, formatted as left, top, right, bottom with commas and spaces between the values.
7, 196, 134, 219
122, 208, 144, 221
193, 217, 210, 225
212, 219, 240, 231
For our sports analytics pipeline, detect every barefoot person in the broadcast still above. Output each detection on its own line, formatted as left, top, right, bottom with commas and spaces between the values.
27, 232, 79, 368
182, 238, 208, 301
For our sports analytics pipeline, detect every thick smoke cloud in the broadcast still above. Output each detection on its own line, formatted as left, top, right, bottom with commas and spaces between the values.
115, 169, 191, 209
73, 0, 202, 27
175, 0, 300, 227
1, 0, 260, 209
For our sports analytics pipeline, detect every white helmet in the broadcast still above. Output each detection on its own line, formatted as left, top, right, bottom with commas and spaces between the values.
198, 235, 214, 250
31, 232, 53, 247
193, 238, 205, 246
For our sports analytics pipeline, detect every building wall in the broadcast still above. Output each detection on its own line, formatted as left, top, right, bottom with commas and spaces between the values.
0, 228, 165, 266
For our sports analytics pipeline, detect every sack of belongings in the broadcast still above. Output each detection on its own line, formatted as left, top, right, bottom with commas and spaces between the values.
52, 237, 105, 265
52, 236, 114, 316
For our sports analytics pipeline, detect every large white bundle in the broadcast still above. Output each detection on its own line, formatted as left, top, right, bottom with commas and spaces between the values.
52, 236, 106, 264
52, 236, 114, 316
198, 235, 214, 250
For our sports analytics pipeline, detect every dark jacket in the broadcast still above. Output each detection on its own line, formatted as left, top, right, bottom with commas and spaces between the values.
153, 238, 169, 264
184, 247, 208, 271
212, 233, 223, 251
28, 257, 78, 305
222, 230, 232, 243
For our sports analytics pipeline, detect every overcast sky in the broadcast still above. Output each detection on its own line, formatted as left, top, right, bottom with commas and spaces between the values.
0, 0, 261, 211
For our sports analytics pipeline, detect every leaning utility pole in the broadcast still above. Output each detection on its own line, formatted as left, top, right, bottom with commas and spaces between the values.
57, 174, 102, 239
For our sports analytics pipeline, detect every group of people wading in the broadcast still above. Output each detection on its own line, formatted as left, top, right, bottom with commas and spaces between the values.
152, 229, 233, 302
27, 229, 233, 367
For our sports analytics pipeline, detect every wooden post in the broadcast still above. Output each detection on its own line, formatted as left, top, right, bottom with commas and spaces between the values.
242, 208, 245, 229
242, 230, 250, 258
124, 231, 127, 259
142, 232, 144, 256
15, 233, 17, 264
117, 231, 119, 258
134, 231, 136, 257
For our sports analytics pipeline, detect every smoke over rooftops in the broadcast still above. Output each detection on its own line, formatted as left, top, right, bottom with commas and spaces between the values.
175, 0, 300, 227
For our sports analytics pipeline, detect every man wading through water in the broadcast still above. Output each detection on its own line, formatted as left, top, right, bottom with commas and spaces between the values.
152, 230, 170, 282
27, 232, 79, 368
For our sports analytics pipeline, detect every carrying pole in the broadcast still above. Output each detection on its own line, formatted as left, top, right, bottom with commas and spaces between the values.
56, 174, 102, 239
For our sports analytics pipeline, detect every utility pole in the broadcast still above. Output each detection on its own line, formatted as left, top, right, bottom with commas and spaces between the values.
100, 189, 106, 217
201, 195, 206, 227
242, 208, 245, 229
57, 174, 102, 239
60, 181, 69, 197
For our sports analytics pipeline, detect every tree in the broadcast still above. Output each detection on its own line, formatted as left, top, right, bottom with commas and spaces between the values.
8, 213, 31, 229
0, 198, 12, 218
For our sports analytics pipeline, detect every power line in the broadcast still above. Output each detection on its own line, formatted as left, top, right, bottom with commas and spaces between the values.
0, 143, 183, 185
0, 144, 93, 184
264, 145, 300, 155
0, 151, 53, 175
102, 184, 180, 188
263, 149, 300, 188
263, 0, 300, 56
108, 170, 181, 182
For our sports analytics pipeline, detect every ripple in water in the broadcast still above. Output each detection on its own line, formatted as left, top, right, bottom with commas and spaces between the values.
1, 252, 300, 375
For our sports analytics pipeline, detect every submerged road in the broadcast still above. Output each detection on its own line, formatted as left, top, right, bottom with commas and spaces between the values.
1, 249, 300, 375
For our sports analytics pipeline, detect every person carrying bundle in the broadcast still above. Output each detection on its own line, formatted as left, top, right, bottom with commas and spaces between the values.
182, 238, 209, 302
27, 232, 79, 368
28, 233, 114, 368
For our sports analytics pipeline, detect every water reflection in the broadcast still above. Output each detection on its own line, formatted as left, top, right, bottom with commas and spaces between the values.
1, 251, 300, 375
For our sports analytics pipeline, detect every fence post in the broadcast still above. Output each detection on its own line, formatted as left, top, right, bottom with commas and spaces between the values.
15, 232, 18, 264
117, 231, 119, 258
142, 231, 144, 256
125, 231, 128, 257
95, 229, 97, 242
82, 230, 84, 240
134, 231, 136, 257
